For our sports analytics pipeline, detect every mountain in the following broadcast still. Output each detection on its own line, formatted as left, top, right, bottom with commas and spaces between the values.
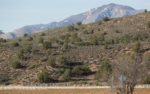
0, 11, 150, 86
0, 31, 4, 35
0, 3, 144, 39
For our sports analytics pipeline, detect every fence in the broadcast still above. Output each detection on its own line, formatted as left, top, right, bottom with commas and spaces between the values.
0, 85, 150, 90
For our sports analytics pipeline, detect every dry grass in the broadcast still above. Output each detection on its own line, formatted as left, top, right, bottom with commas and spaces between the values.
0, 88, 150, 94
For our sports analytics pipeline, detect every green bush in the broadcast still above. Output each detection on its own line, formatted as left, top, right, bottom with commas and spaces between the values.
72, 65, 91, 76
57, 68, 65, 75
46, 49, 51, 55
57, 55, 67, 65
62, 69, 71, 81
37, 71, 52, 83
12, 61, 21, 69
40, 32, 46, 36
67, 25, 75, 31
76, 22, 82, 26
24, 33, 28, 37
38, 37, 44, 43
133, 41, 141, 53
28, 64, 36, 69
103, 17, 110, 22
83, 30, 89, 34
148, 22, 150, 28
89, 36, 99, 45
145, 9, 148, 13
70, 33, 82, 43
72, 66, 81, 76
27, 36, 33, 41
0, 38, 6, 43
144, 75, 150, 84
24, 44, 32, 53
40, 57, 47, 62
99, 33, 105, 41
12, 42, 19, 47
95, 61, 112, 81
18, 53, 25, 60
43, 41, 51, 50
48, 57, 56, 67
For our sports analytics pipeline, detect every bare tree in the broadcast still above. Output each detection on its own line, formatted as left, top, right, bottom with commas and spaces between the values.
111, 54, 148, 94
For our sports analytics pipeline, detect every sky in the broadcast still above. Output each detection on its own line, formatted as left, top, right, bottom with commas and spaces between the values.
0, 0, 150, 33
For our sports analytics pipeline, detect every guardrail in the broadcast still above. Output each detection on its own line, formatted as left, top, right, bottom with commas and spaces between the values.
0, 85, 150, 90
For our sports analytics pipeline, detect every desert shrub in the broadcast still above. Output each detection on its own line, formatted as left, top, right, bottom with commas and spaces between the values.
57, 68, 65, 75
60, 33, 70, 40
43, 41, 51, 50
28, 64, 36, 69
76, 42, 90, 46
148, 22, 150, 28
24, 44, 32, 53
50, 37, 58, 43
40, 32, 46, 36
0, 38, 6, 43
145, 9, 148, 13
98, 21, 102, 25
38, 37, 44, 43
12, 42, 19, 47
72, 65, 91, 76
18, 52, 25, 60
144, 53, 150, 70
105, 39, 115, 45
89, 29, 94, 34
99, 33, 105, 41
115, 30, 120, 33
76, 22, 82, 26
48, 57, 56, 67
46, 49, 51, 55
144, 75, 150, 84
95, 61, 112, 81
40, 57, 47, 62
104, 43, 108, 49
57, 55, 67, 65
89, 36, 99, 45
83, 30, 89, 34
38, 71, 52, 83
63, 43, 69, 49
81, 65, 91, 75
72, 66, 81, 76
70, 33, 82, 43
133, 41, 141, 53
62, 69, 71, 81
12, 61, 21, 69
67, 25, 75, 31
103, 17, 110, 21
27, 36, 33, 41
24, 33, 28, 37
0, 79, 9, 85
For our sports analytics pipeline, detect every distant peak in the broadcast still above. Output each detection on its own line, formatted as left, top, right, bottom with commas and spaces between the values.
108, 3, 117, 5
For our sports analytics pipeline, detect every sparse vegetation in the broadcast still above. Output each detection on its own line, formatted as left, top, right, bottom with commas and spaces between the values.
0, 12, 150, 86
62, 69, 71, 81
12, 61, 21, 69
48, 57, 56, 67
43, 41, 52, 50
37, 71, 53, 83
57, 55, 67, 65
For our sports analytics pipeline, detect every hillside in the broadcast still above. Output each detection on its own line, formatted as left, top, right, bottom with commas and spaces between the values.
0, 12, 150, 86
0, 3, 143, 39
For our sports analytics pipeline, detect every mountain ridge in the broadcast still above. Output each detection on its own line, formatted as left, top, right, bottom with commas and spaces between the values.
0, 3, 144, 39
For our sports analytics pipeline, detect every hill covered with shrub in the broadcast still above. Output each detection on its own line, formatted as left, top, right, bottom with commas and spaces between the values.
0, 12, 150, 86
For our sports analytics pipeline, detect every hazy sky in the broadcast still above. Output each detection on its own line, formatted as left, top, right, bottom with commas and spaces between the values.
0, 0, 150, 33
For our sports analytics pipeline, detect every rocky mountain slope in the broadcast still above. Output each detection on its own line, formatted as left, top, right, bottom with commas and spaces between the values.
0, 3, 143, 39
0, 11, 150, 86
